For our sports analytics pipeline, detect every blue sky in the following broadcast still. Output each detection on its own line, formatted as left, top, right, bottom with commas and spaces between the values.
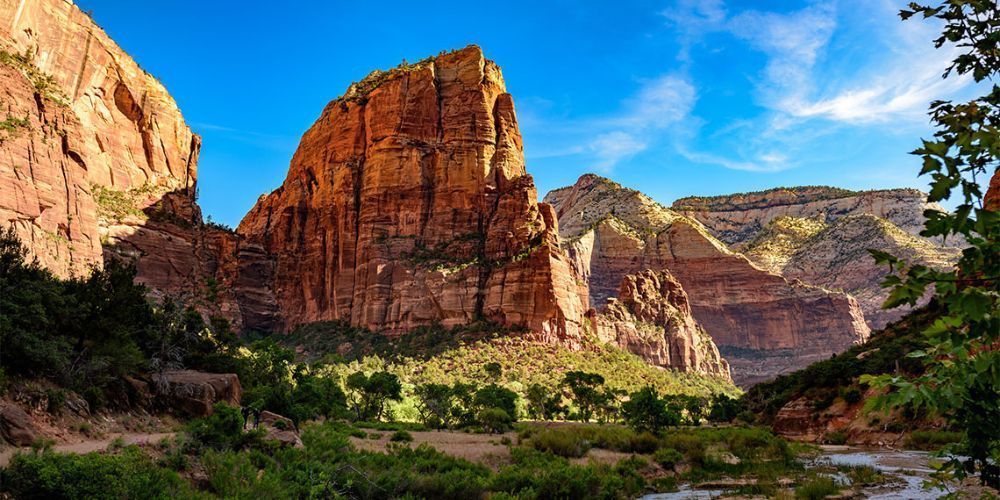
78, 0, 977, 227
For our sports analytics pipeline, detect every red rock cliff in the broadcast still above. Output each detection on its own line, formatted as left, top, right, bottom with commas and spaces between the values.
0, 0, 244, 325
237, 46, 586, 338
545, 174, 870, 386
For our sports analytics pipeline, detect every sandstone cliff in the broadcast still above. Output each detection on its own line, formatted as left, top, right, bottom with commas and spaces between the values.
742, 214, 960, 329
237, 46, 586, 340
672, 186, 957, 247
545, 174, 870, 386
591, 270, 731, 380
0, 0, 243, 325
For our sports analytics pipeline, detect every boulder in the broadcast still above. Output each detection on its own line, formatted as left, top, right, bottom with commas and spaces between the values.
258, 411, 302, 448
155, 371, 242, 417
0, 403, 39, 446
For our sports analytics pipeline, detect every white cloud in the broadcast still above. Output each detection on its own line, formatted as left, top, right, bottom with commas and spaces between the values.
676, 145, 791, 173
588, 131, 647, 172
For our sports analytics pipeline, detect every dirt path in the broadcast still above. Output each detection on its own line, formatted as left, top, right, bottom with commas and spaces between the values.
0, 432, 174, 467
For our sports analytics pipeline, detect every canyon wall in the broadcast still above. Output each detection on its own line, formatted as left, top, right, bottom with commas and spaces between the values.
236, 46, 587, 341
672, 186, 955, 247
546, 175, 870, 386
591, 270, 731, 380
0, 0, 243, 324
741, 214, 960, 329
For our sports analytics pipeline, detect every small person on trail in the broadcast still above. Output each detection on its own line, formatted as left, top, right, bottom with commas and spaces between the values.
242, 405, 262, 429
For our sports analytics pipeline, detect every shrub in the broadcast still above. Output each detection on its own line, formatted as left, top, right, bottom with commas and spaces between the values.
478, 408, 514, 434
842, 387, 863, 404
823, 431, 848, 445
186, 403, 260, 451
904, 430, 963, 450
1, 447, 193, 499
390, 430, 414, 442
795, 476, 840, 499
654, 447, 684, 469
529, 428, 592, 458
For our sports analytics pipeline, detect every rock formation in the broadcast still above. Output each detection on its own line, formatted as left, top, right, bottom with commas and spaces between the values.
742, 214, 960, 329
545, 174, 870, 386
0, 0, 246, 326
673, 186, 958, 247
236, 46, 587, 340
591, 270, 731, 380
154, 370, 242, 418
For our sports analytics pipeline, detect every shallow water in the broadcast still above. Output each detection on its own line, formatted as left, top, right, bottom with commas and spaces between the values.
641, 446, 950, 499
815, 447, 949, 500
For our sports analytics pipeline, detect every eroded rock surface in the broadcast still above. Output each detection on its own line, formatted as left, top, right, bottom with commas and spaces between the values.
743, 215, 960, 329
237, 46, 586, 340
672, 186, 955, 246
155, 370, 242, 418
591, 270, 731, 380
545, 174, 870, 386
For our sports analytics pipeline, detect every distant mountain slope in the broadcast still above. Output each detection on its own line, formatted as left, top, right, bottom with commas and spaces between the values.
545, 174, 870, 387
672, 186, 961, 248
743, 215, 960, 329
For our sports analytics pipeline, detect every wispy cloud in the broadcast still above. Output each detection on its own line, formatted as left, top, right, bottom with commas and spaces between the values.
523, 74, 696, 172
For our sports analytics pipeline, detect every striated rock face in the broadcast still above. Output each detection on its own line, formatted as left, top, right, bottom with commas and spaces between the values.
673, 186, 956, 247
743, 215, 960, 329
237, 46, 586, 339
591, 270, 730, 380
1, 0, 201, 277
0, 0, 252, 327
545, 174, 870, 386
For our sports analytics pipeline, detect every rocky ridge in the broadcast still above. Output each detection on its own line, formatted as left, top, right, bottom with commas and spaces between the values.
743, 214, 960, 329
545, 174, 871, 386
673, 186, 957, 247
590, 270, 731, 380
0, 0, 246, 326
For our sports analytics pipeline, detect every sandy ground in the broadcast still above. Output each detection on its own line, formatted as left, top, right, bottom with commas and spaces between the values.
0, 432, 174, 467
349, 428, 639, 469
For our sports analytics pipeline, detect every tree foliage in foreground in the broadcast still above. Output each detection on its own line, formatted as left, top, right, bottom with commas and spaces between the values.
863, 0, 999, 489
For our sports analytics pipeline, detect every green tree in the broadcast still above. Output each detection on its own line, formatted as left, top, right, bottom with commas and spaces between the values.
473, 383, 519, 422
414, 383, 455, 429
562, 371, 605, 422
345, 371, 402, 421
862, 1, 1000, 489
622, 386, 680, 433
483, 361, 502, 381
525, 383, 565, 421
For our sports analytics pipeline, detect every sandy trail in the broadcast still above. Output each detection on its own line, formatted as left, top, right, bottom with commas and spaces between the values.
0, 432, 174, 467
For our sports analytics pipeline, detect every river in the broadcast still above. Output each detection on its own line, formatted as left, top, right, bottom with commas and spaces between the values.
642, 445, 952, 499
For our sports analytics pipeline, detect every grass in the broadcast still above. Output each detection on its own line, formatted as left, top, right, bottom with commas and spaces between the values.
904, 430, 963, 450
794, 476, 841, 499
838, 464, 886, 486
0, 114, 30, 139
0, 49, 69, 105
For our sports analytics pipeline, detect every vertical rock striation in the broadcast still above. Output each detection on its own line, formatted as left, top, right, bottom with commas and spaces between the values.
591, 270, 731, 380
237, 46, 586, 339
0, 0, 245, 326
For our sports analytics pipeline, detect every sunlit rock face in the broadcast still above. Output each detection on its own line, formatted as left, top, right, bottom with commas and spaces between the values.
0, 0, 245, 325
546, 174, 871, 386
237, 46, 587, 339
591, 269, 731, 381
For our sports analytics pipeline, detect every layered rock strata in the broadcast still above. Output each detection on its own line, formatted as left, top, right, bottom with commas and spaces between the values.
673, 186, 958, 247
237, 46, 586, 340
591, 270, 731, 380
742, 214, 960, 329
545, 174, 870, 386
